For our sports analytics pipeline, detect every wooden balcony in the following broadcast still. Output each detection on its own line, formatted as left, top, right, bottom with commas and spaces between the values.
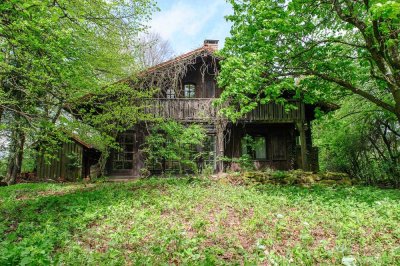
143, 98, 305, 122
143, 98, 217, 121
241, 100, 305, 123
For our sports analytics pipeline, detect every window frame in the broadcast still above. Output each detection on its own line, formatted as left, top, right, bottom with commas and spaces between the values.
184, 83, 196, 98
241, 135, 267, 160
166, 88, 175, 99
113, 132, 135, 170
253, 136, 267, 160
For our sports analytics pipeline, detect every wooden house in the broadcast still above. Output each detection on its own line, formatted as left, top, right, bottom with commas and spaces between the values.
106, 40, 320, 178
37, 136, 100, 181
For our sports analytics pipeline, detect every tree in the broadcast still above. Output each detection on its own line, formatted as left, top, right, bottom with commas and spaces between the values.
74, 83, 157, 176
217, 0, 400, 122
137, 32, 175, 68
0, 0, 156, 184
314, 96, 400, 186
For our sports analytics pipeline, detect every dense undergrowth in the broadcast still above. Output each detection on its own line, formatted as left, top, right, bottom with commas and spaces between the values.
1, 178, 399, 265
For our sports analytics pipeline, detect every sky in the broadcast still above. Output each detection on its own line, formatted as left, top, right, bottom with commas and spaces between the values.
148, 0, 233, 55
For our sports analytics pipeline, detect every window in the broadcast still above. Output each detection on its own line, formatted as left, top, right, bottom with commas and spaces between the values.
113, 133, 135, 170
184, 83, 196, 98
254, 137, 267, 159
166, 88, 175, 99
241, 135, 267, 160
203, 135, 216, 169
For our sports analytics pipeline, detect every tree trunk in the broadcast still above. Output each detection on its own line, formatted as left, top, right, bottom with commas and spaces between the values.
0, 107, 3, 124
4, 127, 25, 185
393, 90, 400, 124
98, 148, 109, 177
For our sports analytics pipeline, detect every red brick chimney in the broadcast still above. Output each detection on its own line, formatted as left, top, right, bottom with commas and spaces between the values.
204, 39, 219, 51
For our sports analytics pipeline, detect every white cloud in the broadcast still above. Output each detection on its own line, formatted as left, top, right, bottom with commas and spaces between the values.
208, 5, 233, 49
149, 0, 231, 54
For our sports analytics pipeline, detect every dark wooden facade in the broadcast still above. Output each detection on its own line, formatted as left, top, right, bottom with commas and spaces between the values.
142, 99, 305, 122
225, 123, 298, 170
37, 137, 99, 181
106, 40, 319, 177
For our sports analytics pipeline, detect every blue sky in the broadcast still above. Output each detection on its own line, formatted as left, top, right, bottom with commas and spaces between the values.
148, 0, 233, 54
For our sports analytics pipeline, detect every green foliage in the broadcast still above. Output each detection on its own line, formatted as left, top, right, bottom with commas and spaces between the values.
77, 83, 158, 136
0, 0, 157, 182
66, 152, 81, 171
0, 179, 399, 264
76, 83, 158, 175
218, 0, 400, 121
143, 121, 207, 174
314, 97, 400, 186
0, 158, 6, 177
21, 147, 36, 173
223, 154, 254, 172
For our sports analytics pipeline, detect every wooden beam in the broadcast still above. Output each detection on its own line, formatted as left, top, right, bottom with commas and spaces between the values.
215, 122, 225, 173
296, 122, 309, 171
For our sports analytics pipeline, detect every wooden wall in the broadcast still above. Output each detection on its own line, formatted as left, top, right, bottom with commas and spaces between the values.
241, 101, 305, 123
224, 123, 297, 171
37, 141, 83, 181
182, 60, 221, 98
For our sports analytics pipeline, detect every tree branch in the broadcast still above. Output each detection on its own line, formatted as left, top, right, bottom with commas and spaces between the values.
307, 70, 396, 113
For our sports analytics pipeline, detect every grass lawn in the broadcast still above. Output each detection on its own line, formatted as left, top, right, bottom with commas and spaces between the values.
1, 177, 399, 265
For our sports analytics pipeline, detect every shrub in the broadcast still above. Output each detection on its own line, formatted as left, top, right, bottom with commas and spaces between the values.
314, 98, 400, 187
143, 121, 207, 174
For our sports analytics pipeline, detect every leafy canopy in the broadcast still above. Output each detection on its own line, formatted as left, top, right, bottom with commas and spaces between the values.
218, 0, 400, 122
0, 0, 157, 177
314, 96, 400, 185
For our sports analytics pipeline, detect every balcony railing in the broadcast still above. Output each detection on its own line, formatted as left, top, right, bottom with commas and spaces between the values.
241, 100, 305, 122
142, 98, 305, 122
143, 98, 217, 121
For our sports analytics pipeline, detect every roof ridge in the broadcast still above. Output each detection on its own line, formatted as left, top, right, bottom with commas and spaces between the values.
143, 45, 217, 74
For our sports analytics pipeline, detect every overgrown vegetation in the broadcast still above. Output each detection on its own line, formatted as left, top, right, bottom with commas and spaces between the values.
222, 134, 259, 171
143, 121, 207, 174
224, 170, 353, 187
218, 0, 400, 187
314, 97, 400, 187
0, 0, 159, 184
218, 0, 400, 122
1, 178, 399, 264
75, 83, 158, 175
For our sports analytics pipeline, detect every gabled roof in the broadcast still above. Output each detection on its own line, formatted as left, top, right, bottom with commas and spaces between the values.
70, 134, 94, 149
142, 42, 220, 75
65, 40, 221, 112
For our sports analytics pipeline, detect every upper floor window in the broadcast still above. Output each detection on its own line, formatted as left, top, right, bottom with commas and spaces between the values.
166, 88, 175, 99
184, 83, 196, 98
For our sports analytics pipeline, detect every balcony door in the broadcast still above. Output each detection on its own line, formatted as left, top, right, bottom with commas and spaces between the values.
111, 132, 137, 176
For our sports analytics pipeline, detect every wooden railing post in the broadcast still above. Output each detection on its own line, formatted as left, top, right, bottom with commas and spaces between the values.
142, 98, 304, 122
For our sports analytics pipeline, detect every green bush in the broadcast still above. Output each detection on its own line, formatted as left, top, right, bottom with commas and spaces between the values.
143, 121, 207, 174
314, 98, 400, 187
